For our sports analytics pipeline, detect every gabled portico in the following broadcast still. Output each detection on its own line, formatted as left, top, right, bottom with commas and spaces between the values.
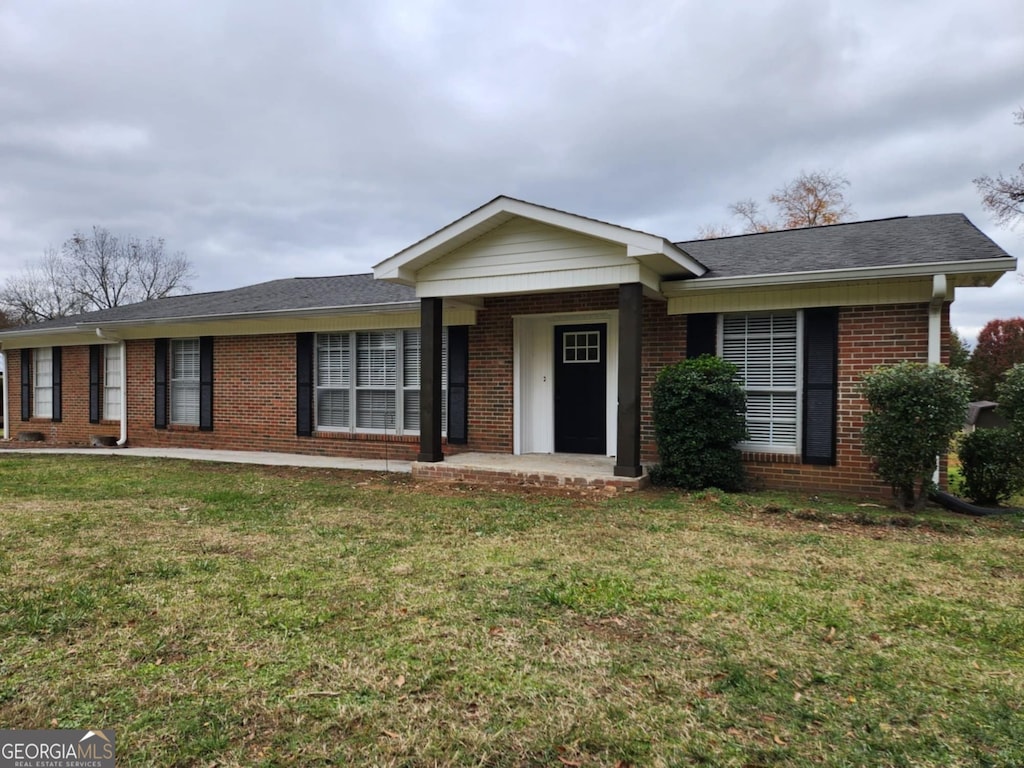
373, 195, 706, 478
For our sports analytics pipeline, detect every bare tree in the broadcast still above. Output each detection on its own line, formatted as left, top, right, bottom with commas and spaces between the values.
769, 170, 853, 228
974, 108, 1024, 229
1, 227, 194, 324
699, 170, 854, 237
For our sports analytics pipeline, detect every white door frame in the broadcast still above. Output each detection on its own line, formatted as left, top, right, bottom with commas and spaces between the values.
513, 310, 618, 455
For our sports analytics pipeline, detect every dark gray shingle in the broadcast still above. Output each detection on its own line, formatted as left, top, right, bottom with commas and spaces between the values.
676, 214, 1010, 278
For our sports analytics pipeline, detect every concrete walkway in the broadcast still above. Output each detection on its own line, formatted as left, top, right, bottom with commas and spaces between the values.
0, 446, 412, 473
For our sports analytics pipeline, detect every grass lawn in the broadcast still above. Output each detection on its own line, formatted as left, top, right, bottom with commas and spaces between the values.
1, 455, 1022, 767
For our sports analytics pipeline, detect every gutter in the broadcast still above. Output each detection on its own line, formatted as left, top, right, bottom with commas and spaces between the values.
660, 257, 1017, 294
96, 330, 128, 446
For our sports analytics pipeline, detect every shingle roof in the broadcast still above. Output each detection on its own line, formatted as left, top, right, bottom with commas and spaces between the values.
3, 212, 1012, 335
676, 213, 1009, 278
17, 274, 417, 332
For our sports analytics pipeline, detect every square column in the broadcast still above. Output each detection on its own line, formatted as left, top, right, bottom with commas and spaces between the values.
418, 297, 444, 462
615, 282, 643, 477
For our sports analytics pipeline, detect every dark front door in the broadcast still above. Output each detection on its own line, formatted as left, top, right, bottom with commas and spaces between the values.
554, 323, 607, 454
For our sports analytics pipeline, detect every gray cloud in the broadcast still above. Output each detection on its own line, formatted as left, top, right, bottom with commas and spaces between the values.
1, 0, 1021, 341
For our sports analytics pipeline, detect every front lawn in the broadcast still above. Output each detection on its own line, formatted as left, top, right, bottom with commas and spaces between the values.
1, 455, 1022, 766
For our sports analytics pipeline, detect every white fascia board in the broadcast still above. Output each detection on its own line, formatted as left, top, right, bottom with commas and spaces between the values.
374, 196, 706, 281
415, 263, 660, 298
661, 256, 1017, 295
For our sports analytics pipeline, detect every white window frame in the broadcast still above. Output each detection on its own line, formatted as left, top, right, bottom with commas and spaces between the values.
170, 338, 200, 425
719, 311, 803, 454
315, 329, 447, 436
103, 345, 122, 421
33, 347, 54, 419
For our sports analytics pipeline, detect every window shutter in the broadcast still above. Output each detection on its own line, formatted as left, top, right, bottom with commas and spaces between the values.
687, 313, 717, 358
199, 336, 214, 431
154, 338, 168, 429
89, 345, 102, 424
51, 347, 62, 422
447, 326, 469, 444
802, 307, 839, 465
296, 332, 314, 436
20, 349, 31, 421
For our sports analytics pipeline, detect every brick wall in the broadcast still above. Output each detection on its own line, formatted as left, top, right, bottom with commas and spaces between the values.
3, 299, 952, 498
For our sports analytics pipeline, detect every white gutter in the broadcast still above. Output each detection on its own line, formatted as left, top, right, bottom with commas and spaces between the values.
1, 349, 8, 441
96, 329, 128, 446
661, 257, 1016, 294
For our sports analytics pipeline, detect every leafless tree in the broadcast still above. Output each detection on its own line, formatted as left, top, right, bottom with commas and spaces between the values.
699, 170, 854, 237
974, 108, 1024, 229
1, 227, 194, 324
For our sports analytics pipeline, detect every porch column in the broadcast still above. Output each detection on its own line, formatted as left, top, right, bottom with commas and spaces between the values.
418, 297, 445, 462
615, 282, 643, 477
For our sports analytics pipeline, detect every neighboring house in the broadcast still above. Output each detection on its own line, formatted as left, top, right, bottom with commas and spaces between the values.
0, 196, 1015, 496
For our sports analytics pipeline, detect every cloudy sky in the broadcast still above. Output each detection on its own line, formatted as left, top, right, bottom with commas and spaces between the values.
1, 0, 1021, 342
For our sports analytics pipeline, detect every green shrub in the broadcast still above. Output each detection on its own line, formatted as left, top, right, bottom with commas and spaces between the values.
995, 362, 1024, 428
958, 363, 1024, 506
860, 362, 971, 511
651, 355, 747, 491
957, 429, 1024, 505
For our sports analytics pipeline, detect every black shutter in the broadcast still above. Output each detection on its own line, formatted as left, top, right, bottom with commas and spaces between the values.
20, 349, 31, 421
446, 326, 469, 444
296, 333, 314, 437
89, 346, 103, 423
51, 347, 62, 422
802, 307, 839, 465
687, 313, 718, 358
199, 337, 214, 431
154, 338, 168, 429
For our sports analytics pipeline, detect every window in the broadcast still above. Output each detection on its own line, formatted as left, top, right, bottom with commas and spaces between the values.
562, 330, 601, 363
170, 338, 200, 424
316, 329, 446, 434
34, 347, 53, 418
721, 312, 800, 452
104, 345, 122, 419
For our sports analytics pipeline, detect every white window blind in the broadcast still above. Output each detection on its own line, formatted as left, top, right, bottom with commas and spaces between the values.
170, 339, 200, 424
34, 347, 53, 418
315, 329, 446, 434
721, 312, 799, 450
103, 345, 122, 420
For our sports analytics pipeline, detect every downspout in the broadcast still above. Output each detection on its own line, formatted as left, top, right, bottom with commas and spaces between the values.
1, 348, 8, 441
929, 275, 947, 484
928, 274, 946, 364
96, 329, 128, 446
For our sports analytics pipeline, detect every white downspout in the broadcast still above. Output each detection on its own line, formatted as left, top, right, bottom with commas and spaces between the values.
928, 274, 947, 365
929, 275, 948, 485
1, 349, 8, 441
95, 329, 128, 446
116, 340, 127, 446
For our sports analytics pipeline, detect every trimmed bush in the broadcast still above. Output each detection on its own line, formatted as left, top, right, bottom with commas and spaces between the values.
651, 355, 747, 491
860, 362, 971, 511
957, 429, 1024, 505
995, 362, 1024, 427
958, 363, 1024, 505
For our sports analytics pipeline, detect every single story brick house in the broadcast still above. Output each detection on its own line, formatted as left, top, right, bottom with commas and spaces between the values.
0, 197, 1016, 495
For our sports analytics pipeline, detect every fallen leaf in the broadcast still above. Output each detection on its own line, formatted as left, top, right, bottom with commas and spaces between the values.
382, 730, 399, 739
557, 759, 581, 767
793, 692, 803, 702
773, 735, 787, 746
394, 674, 405, 688
488, 626, 504, 635
824, 627, 836, 643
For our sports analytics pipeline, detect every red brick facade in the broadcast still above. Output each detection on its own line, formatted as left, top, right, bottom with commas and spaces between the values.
4, 295, 951, 498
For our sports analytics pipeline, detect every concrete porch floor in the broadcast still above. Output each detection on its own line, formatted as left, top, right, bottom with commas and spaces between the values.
412, 452, 651, 491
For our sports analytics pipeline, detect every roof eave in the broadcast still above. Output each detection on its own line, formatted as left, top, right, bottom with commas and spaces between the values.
660, 257, 1017, 295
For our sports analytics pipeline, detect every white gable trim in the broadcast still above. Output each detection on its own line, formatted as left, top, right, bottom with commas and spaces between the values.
373, 196, 706, 286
